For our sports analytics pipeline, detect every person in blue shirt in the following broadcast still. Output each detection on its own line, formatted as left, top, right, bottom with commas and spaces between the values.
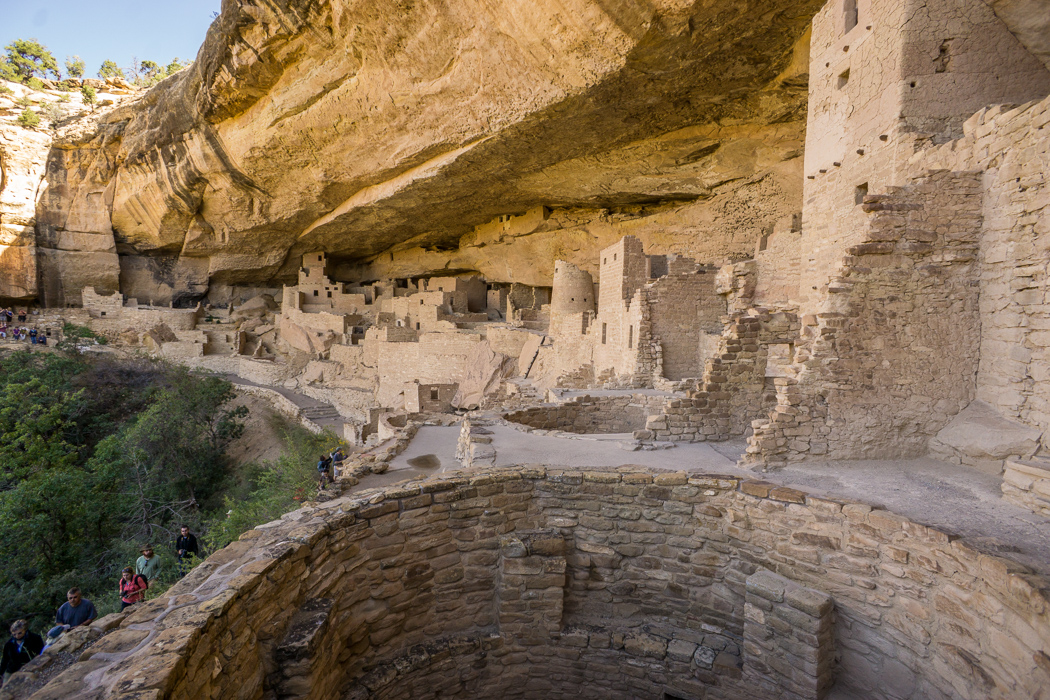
46, 588, 97, 641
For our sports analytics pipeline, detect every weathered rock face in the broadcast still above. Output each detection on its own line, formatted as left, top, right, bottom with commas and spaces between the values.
35, 0, 821, 303
0, 123, 48, 300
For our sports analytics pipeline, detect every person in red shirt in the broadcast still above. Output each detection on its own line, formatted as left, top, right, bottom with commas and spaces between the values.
119, 567, 148, 610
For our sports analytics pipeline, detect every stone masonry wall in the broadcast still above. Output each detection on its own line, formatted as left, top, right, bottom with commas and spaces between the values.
745, 170, 982, 465
645, 311, 799, 442
504, 394, 664, 434
914, 96, 1050, 446
647, 261, 724, 381
24, 467, 1050, 700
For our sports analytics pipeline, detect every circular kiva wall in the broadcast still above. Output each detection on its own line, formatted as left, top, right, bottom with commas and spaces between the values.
504, 394, 663, 434
31, 468, 1050, 700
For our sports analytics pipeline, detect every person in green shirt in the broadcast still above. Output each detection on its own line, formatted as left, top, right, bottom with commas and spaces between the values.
135, 545, 162, 587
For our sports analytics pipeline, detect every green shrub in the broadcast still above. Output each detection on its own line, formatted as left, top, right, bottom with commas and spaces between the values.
80, 84, 96, 106
204, 424, 339, 551
0, 83, 11, 96
26, 76, 43, 90
16, 107, 39, 128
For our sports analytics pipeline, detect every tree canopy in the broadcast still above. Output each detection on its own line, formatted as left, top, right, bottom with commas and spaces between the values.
0, 352, 247, 626
3, 39, 59, 83
65, 55, 85, 79
97, 59, 122, 80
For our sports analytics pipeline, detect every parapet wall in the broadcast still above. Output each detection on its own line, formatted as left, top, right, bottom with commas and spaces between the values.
27, 467, 1050, 700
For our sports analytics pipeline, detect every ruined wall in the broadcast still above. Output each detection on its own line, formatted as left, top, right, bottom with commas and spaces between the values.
912, 96, 1050, 446
644, 312, 798, 442
26, 468, 1050, 700
369, 331, 485, 408
797, 0, 1050, 311
746, 170, 982, 465
503, 394, 665, 434
647, 261, 723, 381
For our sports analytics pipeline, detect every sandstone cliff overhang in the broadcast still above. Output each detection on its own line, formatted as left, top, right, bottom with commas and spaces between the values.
39, 0, 822, 291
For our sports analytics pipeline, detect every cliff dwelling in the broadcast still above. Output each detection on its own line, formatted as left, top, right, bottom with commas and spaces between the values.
1, 0, 1050, 697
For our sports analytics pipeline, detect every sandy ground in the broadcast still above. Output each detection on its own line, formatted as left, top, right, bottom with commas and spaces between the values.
224, 393, 299, 467
370, 424, 1050, 574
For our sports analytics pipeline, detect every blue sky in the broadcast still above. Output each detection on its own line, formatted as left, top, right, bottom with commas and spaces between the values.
0, 0, 219, 78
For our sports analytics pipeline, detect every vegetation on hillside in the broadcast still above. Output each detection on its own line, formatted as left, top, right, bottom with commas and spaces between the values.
0, 349, 335, 630
1, 38, 190, 90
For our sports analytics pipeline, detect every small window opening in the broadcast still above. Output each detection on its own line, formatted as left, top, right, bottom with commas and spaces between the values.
430, 387, 439, 401
313, 290, 319, 297
602, 323, 607, 344
855, 182, 869, 205
837, 69, 850, 89
416, 322, 420, 330
613, 253, 617, 261
317, 255, 322, 261
100, 311, 106, 317
844, 0, 858, 32
327, 291, 332, 298
628, 325, 633, 349
604, 258, 607, 264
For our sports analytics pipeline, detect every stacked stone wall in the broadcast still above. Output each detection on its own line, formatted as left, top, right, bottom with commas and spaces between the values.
25, 467, 1050, 700
504, 394, 664, 434
912, 96, 1050, 445
647, 263, 724, 381
646, 311, 798, 442
745, 170, 983, 465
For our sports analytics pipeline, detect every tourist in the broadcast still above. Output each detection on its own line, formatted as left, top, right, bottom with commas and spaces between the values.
330, 446, 346, 477
0, 620, 43, 684
29, 328, 37, 345
175, 525, 200, 577
38, 334, 46, 346
46, 588, 97, 641
135, 545, 162, 587
118, 567, 148, 610
317, 454, 332, 490
16, 310, 25, 323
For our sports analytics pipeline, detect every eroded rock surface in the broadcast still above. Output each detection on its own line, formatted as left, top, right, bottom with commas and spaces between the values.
32, 0, 821, 303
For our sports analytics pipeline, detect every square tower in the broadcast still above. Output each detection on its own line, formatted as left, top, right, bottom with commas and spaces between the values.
797, 0, 1050, 309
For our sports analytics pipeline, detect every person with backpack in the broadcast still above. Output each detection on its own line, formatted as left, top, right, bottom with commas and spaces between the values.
119, 567, 148, 610
317, 454, 332, 490
0, 620, 43, 684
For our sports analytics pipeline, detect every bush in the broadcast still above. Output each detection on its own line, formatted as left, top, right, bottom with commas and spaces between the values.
204, 424, 339, 551
26, 77, 43, 90
0, 83, 12, 96
16, 107, 39, 128
80, 85, 95, 106
40, 101, 65, 126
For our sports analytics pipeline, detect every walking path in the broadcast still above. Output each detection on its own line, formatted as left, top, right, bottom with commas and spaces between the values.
222, 374, 346, 434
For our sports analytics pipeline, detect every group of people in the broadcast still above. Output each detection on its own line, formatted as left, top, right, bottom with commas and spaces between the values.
0, 326, 47, 344
0, 309, 28, 324
317, 447, 346, 489
0, 527, 200, 685
0, 308, 50, 345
